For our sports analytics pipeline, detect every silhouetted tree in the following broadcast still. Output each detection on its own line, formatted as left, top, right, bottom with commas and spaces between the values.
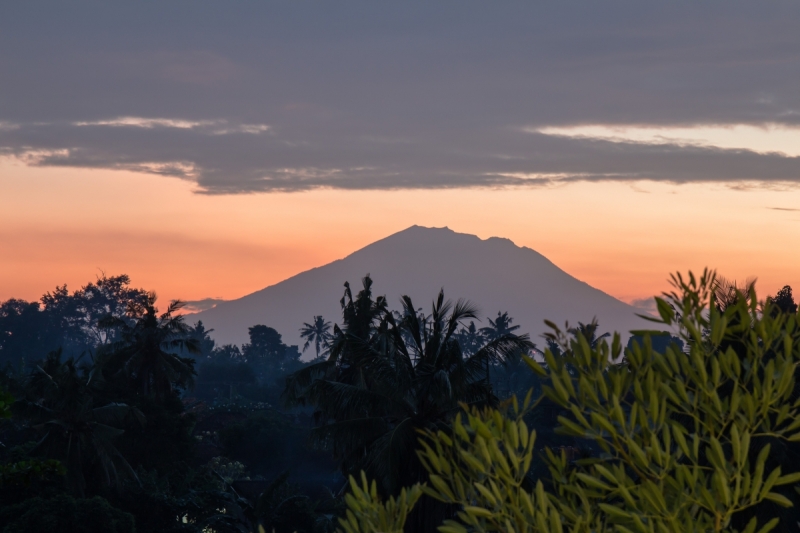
479, 312, 522, 389
0, 274, 150, 367
300, 316, 333, 359
626, 332, 684, 354
568, 319, 610, 348
243, 326, 284, 364
41, 274, 151, 349
712, 275, 757, 311
454, 321, 485, 356
211, 343, 244, 362
15, 350, 142, 496
100, 296, 198, 399
0, 299, 52, 365
480, 311, 521, 341
283, 276, 533, 531
768, 285, 798, 315
188, 320, 216, 358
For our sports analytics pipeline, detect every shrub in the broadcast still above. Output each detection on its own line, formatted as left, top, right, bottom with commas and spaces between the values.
342, 270, 800, 533
0, 494, 136, 533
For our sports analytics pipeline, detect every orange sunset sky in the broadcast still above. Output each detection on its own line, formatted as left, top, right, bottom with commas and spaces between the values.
3, 3, 800, 310
3, 156, 799, 308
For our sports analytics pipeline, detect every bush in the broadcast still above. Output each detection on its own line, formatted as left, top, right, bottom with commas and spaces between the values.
114, 394, 197, 476
0, 494, 135, 533
219, 410, 307, 478
343, 270, 800, 533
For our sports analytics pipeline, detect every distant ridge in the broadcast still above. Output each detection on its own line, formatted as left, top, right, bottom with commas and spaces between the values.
189, 226, 651, 352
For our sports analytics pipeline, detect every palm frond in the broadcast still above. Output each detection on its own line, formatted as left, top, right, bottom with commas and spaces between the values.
306, 380, 405, 422
281, 359, 336, 407
92, 402, 144, 426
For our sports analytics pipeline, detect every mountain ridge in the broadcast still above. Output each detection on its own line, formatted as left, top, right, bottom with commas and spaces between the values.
189, 226, 651, 352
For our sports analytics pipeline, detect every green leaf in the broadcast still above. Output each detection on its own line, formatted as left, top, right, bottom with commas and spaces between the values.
655, 298, 675, 324
463, 505, 494, 518
523, 355, 547, 376
775, 472, 800, 486
742, 516, 758, 533
575, 473, 612, 491
756, 517, 780, 533
598, 503, 630, 519
763, 492, 793, 508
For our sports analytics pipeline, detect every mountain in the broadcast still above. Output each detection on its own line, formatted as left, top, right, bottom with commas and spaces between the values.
189, 226, 652, 352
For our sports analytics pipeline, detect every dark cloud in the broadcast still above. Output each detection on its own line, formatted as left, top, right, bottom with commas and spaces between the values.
1, 1, 799, 192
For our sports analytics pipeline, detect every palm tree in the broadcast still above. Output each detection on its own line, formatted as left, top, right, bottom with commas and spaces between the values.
100, 295, 198, 399
283, 276, 533, 531
299, 316, 333, 359
543, 320, 610, 375
17, 350, 143, 496
480, 311, 522, 389
454, 321, 485, 356
480, 311, 521, 341
568, 319, 610, 348
712, 275, 757, 312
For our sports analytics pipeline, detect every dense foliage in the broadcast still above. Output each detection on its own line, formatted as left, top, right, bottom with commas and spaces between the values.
2, 269, 799, 533
343, 270, 800, 533
0, 275, 338, 533
283, 276, 533, 530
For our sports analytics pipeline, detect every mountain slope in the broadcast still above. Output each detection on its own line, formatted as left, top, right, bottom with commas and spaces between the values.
190, 226, 651, 351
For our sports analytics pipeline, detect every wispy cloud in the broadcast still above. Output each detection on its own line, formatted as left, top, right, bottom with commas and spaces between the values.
74, 117, 270, 135
211, 124, 271, 135
532, 124, 800, 157
181, 298, 227, 313
123, 161, 199, 179
10, 148, 72, 165
489, 172, 635, 182
629, 297, 658, 315
769, 207, 800, 212
74, 117, 211, 129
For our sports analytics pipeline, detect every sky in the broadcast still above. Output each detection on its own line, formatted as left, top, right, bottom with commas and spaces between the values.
2, 1, 800, 310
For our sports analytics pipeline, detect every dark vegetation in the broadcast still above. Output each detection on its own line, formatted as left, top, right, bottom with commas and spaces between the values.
1, 273, 798, 532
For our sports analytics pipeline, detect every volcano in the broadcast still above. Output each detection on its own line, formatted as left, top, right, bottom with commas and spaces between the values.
189, 226, 651, 351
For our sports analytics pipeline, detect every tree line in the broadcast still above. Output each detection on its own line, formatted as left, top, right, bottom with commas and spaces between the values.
1, 272, 798, 532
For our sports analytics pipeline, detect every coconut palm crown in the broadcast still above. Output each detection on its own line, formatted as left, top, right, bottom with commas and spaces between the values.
299, 315, 333, 359
99, 294, 199, 399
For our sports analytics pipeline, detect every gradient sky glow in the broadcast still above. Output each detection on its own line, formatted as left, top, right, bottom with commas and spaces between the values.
3, 156, 799, 308
2, 1, 799, 309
